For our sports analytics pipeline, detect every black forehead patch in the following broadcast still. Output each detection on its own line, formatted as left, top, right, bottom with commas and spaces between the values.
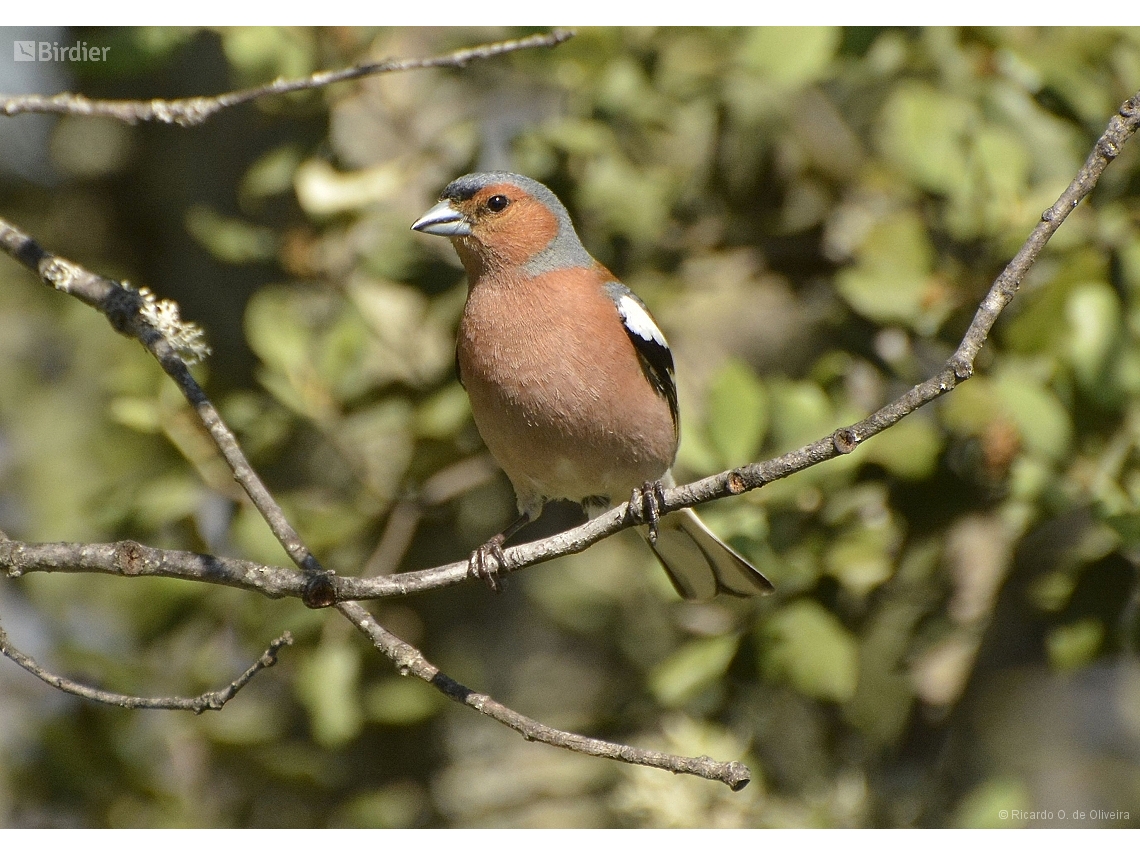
442, 172, 520, 202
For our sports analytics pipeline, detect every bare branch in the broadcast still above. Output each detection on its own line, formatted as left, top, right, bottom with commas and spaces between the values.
0, 218, 327, 589
336, 600, 751, 790
0, 539, 305, 598
0, 624, 293, 713
0, 30, 574, 126
0, 537, 468, 602
0, 537, 751, 786
1, 86, 1137, 790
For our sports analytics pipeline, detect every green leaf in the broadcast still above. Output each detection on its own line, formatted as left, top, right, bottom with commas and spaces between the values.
1027, 569, 1078, 612
861, 415, 943, 480
245, 288, 319, 385
707, 359, 768, 465
846, 595, 926, 747
580, 159, 677, 242
824, 525, 897, 597
230, 502, 294, 567
296, 640, 363, 748
219, 26, 314, 84
349, 278, 454, 389
836, 210, 942, 329
759, 600, 858, 702
184, 204, 277, 264
955, 124, 1032, 238
938, 377, 1003, 436
330, 783, 427, 829
1046, 618, 1104, 672
338, 399, 415, 500
649, 634, 741, 708
108, 396, 163, 434
1066, 281, 1122, 394
878, 82, 975, 196
414, 383, 471, 440
1104, 513, 1140, 549
736, 27, 840, 85
767, 378, 835, 451
245, 285, 377, 416
954, 778, 1032, 828
240, 144, 303, 203
133, 475, 203, 529
364, 678, 443, 726
201, 689, 288, 746
992, 372, 1072, 461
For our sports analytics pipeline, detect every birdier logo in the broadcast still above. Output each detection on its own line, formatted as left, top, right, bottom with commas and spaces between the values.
13, 40, 110, 62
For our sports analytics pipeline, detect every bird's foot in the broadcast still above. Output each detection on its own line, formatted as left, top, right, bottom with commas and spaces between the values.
466, 513, 531, 592
468, 534, 507, 593
628, 480, 668, 545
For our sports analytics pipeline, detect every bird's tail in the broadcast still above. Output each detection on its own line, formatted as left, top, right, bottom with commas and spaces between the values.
640, 507, 774, 600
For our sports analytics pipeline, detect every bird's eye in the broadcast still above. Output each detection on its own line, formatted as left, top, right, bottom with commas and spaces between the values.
486, 194, 510, 213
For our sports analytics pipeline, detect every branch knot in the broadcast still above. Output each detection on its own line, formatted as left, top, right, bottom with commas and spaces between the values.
115, 540, 147, 575
832, 427, 859, 454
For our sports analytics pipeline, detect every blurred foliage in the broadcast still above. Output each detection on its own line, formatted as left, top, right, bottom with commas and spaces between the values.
2, 26, 1140, 828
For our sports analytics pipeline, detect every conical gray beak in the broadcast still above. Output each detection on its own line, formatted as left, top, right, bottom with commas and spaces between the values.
411, 199, 472, 237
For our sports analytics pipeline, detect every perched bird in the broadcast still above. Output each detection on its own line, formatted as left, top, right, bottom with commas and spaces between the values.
412, 172, 773, 600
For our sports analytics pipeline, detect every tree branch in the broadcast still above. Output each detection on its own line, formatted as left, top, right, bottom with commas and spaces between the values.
0, 624, 293, 713
336, 600, 751, 790
0, 534, 754, 786
0, 218, 329, 592
0, 30, 574, 126
2, 81, 1137, 791
0, 538, 306, 598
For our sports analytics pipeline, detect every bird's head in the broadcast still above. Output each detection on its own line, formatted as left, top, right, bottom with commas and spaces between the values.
412, 171, 593, 279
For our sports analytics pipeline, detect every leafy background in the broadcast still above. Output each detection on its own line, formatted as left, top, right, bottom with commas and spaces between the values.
1, 26, 1139, 828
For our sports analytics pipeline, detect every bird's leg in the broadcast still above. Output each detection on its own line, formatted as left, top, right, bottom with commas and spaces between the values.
628, 480, 668, 545
469, 513, 531, 592
469, 537, 506, 592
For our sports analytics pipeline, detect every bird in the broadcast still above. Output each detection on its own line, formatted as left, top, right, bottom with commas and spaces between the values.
411, 171, 773, 600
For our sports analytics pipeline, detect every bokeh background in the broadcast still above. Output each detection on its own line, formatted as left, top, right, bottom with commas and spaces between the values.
1, 26, 1139, 828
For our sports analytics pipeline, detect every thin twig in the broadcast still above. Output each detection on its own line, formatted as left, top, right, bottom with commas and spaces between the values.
1, 87, 1137, 790
0, 625, 293, 713
0, 219, 326, 587
0, 543, 750, 785
336, 601, 751, 790
0, 30, 574, 126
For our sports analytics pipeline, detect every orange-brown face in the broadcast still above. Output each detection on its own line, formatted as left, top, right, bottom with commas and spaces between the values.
447, 183, 560, 273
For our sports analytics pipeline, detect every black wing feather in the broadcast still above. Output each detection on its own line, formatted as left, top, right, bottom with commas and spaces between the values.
603, 281, 678, 428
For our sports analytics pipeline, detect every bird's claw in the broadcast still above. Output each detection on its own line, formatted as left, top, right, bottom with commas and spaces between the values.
628, 480, 667, 544
469, 535, 507, 593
